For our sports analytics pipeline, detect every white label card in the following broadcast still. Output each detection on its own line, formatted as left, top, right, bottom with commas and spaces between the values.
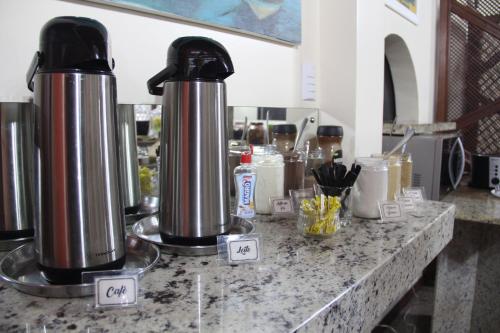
228, 239, 259, 262
218, 234, 262, 265
271, 198, 294, 216
95, 275, 138, 308
378, 201, 406, 222
397, 196, 417, 212
402, 187, 425, 202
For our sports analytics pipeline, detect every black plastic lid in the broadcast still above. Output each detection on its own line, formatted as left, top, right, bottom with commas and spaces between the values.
317, 125, 343, 137
37, 16, 113, 73
272, 124, 297, 134
166, 36, 234, 81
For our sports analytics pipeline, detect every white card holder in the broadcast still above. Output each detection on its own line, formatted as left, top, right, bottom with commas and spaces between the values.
82, 270, 140, 310
402, 187, 426, 202
378, 200, 406, 223
396, 195, 417, 212
270, 197, 294, 217
217, 234, 263, 265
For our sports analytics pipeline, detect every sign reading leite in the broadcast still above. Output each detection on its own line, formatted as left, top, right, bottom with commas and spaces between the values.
228, 239, 260, 263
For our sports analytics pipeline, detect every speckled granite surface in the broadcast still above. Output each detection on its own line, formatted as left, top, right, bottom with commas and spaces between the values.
434, 220, 500, 333
0, 201, 455, 333
382, 122, 456, 135
442, 185, 500, 225
433, 185, 500, 332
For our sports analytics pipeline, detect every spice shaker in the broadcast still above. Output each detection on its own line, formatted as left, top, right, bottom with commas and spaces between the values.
352, 157, 388, 219
387, 155, 402, 200
253, 146, 284, 214
401, 153, 413, 189
272, 124, 297, 154
317, 126, 343, 164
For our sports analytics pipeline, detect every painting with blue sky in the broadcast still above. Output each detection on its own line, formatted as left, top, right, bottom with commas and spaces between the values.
98, 0, 301, 44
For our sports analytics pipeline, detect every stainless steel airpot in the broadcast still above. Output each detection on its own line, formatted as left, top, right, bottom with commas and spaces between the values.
148, 37, 234, 248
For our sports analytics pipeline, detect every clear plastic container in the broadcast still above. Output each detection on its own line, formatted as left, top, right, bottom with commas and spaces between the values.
228, 144, 251, 196
352, 157, 388, 219
234, 153, 257, 219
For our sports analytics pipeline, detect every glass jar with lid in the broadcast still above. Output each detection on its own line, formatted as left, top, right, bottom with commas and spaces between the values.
272, 124, 297, 153
253, 146, 284, 214
247, 122, 266, 145
352, 157, 388, 219
317, 125, 343, 164
283, 150, 305, 196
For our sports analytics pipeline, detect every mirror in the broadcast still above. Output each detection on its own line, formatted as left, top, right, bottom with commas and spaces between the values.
229, 106, 319, 148
122, 104, 319, 150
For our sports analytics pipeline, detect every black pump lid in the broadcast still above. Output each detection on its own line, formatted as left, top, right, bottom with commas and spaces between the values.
147, 36, 234, 95
37, 16, 113, 73
166, 36, 234, 81
272, 124, 297, 134
317, 125, 343, 137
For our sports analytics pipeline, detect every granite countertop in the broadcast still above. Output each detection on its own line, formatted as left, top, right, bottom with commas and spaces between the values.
382, 122, 456, 135
442, 184, 500, 225
0, 201, 455, 333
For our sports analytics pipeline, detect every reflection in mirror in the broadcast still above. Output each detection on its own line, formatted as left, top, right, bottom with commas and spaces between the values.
121, 104, 319, 152
228, 106, 319, 150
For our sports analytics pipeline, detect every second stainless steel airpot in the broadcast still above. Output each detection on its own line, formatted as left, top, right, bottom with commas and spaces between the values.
148, 36, 234, 248
116, 104, 142, 214
0, 103, 35, 242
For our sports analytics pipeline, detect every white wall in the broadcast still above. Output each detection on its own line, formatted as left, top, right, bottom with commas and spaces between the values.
384, 0, 438, 124
0, 0, 438, 160
0, 0, 319, 109
317, 0, 438, 162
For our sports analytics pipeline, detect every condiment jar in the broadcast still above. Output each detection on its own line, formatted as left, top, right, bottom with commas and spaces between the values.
400, 153, 413, 189
317, 125, 343, 164
283, 150, 305, 196
387, 155, 402, 200
253, 146, 284, 214
352, 157, 388, 219
272, 124, 297, 154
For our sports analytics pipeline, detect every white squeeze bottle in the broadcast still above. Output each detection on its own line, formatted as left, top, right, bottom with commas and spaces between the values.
234, 152, 257, 218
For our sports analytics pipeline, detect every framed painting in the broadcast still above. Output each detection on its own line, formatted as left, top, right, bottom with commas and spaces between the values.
385, 0, 418, 25
86, 0, 301, 44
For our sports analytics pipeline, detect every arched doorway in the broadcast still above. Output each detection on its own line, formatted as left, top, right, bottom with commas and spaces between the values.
384, 34, 419, 123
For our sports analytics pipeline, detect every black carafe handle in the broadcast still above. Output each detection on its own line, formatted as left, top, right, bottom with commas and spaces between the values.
147, 64, 177, 96
26, 52, 42, 92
